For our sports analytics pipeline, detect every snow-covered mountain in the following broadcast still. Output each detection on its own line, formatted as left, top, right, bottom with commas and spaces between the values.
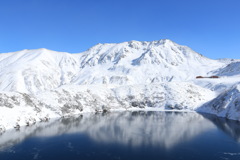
0, 39, 223, 94
0, 39, 240, 132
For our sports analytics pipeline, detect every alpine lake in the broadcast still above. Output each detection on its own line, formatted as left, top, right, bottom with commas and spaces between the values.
0, 111, 240, 160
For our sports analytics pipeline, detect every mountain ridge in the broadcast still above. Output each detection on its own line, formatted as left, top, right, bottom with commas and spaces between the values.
0, 39, 224, 94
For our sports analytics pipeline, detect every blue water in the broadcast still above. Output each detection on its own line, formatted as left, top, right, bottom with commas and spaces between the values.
0, 111, 240, 160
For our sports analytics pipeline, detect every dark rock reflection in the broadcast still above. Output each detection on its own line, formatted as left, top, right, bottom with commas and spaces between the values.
201, 113, 240, 142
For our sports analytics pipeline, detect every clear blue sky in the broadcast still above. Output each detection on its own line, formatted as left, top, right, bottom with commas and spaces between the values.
0, 0, 239, 59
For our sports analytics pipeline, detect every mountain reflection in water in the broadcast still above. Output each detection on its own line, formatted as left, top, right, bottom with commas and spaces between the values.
201, 113, 240, 142
0, 111, 240, 155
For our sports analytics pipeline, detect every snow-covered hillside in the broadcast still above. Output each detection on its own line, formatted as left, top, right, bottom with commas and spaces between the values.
0, 82, 215, 132
0, 39, 240, 132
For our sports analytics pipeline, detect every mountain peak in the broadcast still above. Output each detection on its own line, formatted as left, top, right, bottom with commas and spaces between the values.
80, 39, 211, 67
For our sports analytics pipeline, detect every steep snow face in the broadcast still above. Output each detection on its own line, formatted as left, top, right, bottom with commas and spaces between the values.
0, 39, 223, 93
198, 84, 240, 121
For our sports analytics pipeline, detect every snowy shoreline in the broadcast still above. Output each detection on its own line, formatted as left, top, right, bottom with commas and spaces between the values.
0, 107, 198, 135
0, 105, 235, 137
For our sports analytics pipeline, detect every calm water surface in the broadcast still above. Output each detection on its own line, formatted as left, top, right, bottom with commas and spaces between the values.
0, 111, 240, 160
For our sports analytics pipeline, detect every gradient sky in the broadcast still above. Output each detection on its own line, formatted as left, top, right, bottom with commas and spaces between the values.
0, 0, 239, 59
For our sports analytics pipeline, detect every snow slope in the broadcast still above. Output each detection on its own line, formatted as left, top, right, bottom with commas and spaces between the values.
0, 39, 240, 132
210, 62, 240, 77
0, 49, 80, 93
